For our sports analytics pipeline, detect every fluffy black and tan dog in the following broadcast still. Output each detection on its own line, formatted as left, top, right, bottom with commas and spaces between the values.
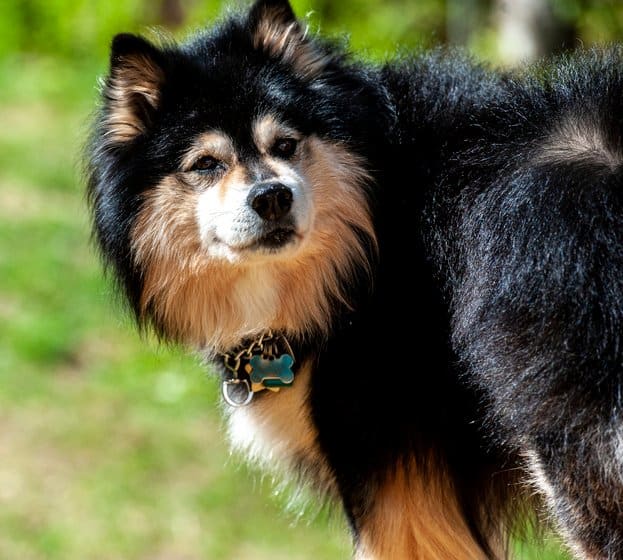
86, 0, 623, 558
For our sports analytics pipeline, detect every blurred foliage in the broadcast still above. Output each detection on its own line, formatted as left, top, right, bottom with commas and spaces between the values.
0, 0, 622, 65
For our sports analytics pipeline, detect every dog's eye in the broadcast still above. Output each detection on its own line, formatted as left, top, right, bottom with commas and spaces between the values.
191, 156, 223, 173
272, 138, 298, 159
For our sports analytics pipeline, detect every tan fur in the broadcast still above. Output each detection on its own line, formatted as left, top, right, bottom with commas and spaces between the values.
131, 133, 375, 353
132, 176, 202, 271
253, 115, 300, 153
355, 461, 490, 560
227, 361, 336, 495
274, 137, 376, 333
252, 6, 330, 79
537, 118, 621, 169
180, 132, 236, 171
105, 53, 164, 144
134, 180, 267, 350
217, 165, 248, 202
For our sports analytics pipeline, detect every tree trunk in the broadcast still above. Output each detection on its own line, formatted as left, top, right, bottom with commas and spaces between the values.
495, 0, 576, 64
159, 0, 185, 29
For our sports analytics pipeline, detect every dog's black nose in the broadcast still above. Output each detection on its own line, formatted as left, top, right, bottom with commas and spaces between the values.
248, 183, 293, 221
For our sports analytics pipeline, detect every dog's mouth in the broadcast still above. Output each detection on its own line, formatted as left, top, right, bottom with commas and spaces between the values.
256, 227, 297, 249
248, 226, 300, 253
223, 225, 301, 255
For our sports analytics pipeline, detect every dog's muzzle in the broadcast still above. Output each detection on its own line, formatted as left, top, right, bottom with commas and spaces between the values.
247, 182, 297, 249
248, 182, 293, 222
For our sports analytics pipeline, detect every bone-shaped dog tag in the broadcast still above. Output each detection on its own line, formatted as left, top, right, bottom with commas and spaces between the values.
249, 354, 294, 387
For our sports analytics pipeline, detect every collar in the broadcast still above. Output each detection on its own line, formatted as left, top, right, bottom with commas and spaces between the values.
220, 330, 296, 407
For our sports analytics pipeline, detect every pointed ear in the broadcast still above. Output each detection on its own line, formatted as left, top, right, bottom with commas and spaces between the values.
248, 0, 296, 28
103, 34, 165, 145
247, 0, 329, 79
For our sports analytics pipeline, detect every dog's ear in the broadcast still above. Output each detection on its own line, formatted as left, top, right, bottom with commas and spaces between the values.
248, 0, 296, 27
248, 0, 329, 79
102, 34, 165, 144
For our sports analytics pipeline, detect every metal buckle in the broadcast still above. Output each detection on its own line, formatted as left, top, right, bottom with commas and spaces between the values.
221, 378, 253, 407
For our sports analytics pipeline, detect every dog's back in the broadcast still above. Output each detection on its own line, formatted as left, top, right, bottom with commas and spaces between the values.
438, 49, 623, 558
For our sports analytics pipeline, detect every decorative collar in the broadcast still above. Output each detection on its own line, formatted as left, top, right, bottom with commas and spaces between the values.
220, 330, 296, 407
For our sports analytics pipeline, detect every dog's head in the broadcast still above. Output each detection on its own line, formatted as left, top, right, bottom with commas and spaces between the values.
87, 0, 381, 353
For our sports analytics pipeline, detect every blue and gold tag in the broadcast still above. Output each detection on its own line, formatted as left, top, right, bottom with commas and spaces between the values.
221, 331, 295, 407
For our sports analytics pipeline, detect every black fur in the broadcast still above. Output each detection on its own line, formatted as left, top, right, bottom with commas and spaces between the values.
87, 1, 623, 557
437, 50, 623, 557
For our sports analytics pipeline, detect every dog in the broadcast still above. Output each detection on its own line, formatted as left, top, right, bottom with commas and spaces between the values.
86, 0, 623, 558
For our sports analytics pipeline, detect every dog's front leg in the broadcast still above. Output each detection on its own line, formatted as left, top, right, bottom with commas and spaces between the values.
349, 462, 491, 560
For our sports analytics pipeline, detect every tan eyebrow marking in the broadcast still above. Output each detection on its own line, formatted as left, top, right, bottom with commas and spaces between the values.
253, 114, 301, 154
181, 131, 236, 171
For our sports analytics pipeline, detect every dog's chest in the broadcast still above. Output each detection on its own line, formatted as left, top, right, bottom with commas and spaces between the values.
225, 362, 335, 494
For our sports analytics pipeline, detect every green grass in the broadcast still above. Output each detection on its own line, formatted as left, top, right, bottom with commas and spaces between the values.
0, 53, 570, 559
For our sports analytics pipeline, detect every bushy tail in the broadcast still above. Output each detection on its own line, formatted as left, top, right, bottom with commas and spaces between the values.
452, 85, 623, 557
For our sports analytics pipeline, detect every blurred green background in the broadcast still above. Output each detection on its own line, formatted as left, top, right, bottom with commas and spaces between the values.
1, 0, 623, 558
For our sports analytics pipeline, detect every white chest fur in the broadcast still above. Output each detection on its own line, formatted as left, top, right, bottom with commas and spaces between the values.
225, 362, 335, 496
